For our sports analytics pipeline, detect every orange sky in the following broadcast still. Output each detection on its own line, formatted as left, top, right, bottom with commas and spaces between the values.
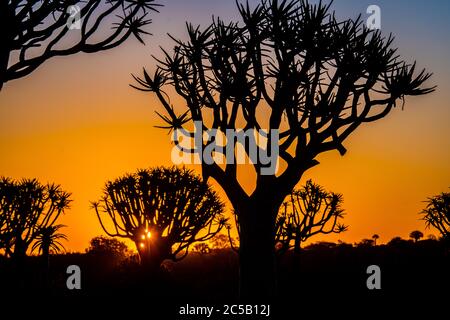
0, 0, 449, 251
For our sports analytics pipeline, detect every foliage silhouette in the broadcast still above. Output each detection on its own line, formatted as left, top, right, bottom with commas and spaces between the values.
409, 230, 424, 242
211, 233, 236, 250
86, 236, 129, 258
372, 234, 380, 246
275, 180, 347, 253
0, 177, 71, 262
193, 243, 211, 254
92, 166, 226, 270
421, 191, 450, 239
355, 238, 375, 248
0, 0, 161, 89
132, 0, 435, 297
31, 224, 67, 256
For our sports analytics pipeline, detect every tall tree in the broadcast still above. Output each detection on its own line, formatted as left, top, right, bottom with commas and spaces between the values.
132, 0, 435, 297
92, 167, 227, 270
275, 180, 347, 253
0, 177, 71, 261
0, 0, 161, 90
421, 191, 450, 239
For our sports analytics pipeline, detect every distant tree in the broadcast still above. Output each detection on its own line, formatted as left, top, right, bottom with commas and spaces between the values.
387, 236, 409, 247
193, 243, 211, 254
275, 180, 348, 253
421, 191, 450, 239
304, 241, 337, 251
409, 230, 424, 243
211, 233, 235, 250
86, 236, 130, 260
133, 0, 434, 297
355, 239, 375, 248
92, 167, 227, 270
372, 234, 380, 246
0, 177, 71, 262
0, 0, 161, 90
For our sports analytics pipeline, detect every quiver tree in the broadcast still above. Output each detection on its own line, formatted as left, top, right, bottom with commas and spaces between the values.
0, 177, 71, 261
132, 0, 435, 297
275, 180, 347, 254
31, 224, 67, 258
421, 191, 450, 239
92, 166, 227, 270
0, 0, 161, 90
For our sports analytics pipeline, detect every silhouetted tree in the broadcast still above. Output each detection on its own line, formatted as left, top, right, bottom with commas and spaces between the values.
31, 224, 67, 257
372, 234, 380, 246
421, 191, 450, 239
355, 239, 375, 248
211, 233, 235, 250
0, 177, 71, 263
409, 230, 424, 243
0, 0, 161, 89
92, 167, 226, 270
387, 236, 408, 247
86, 236, 130, 260
132, 0, 435, 297
193, 243, 211, 254
31, 224, 67, 285
275, 180, 347, 253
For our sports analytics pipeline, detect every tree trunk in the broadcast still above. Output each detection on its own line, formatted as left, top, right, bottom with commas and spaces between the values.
237, 197, 279, 299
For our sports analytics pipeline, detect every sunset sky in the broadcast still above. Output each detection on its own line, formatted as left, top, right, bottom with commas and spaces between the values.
0, 0, 449, 252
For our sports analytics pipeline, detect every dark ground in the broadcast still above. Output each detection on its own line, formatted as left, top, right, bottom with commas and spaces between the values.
1, 239, 449, 318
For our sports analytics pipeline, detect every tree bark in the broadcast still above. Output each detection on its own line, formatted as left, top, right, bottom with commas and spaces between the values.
237, 196, 280, 299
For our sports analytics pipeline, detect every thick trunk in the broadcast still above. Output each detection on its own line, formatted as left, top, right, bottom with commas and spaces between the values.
294, 235, 302, 253
237, 197, 279, 299
136, 237, 171, 273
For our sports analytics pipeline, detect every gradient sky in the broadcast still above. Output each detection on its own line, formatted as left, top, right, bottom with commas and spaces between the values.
0, 0, 449, 252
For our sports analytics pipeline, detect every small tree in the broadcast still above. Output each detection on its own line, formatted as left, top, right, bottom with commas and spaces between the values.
421, 191, 450, 239
275, 180, 347, 253
355, 239, 375, 248
0, 0, 161, 89
372, 234, 380, 246
0, 177, 71, 262
193, 243, 211, 254
86, 236, 130, 260
31, 224, 67, 258
211, 233, 235, 250
92, 167, 227, 270
409, 230, 424, 243
31, 224, 67, 282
